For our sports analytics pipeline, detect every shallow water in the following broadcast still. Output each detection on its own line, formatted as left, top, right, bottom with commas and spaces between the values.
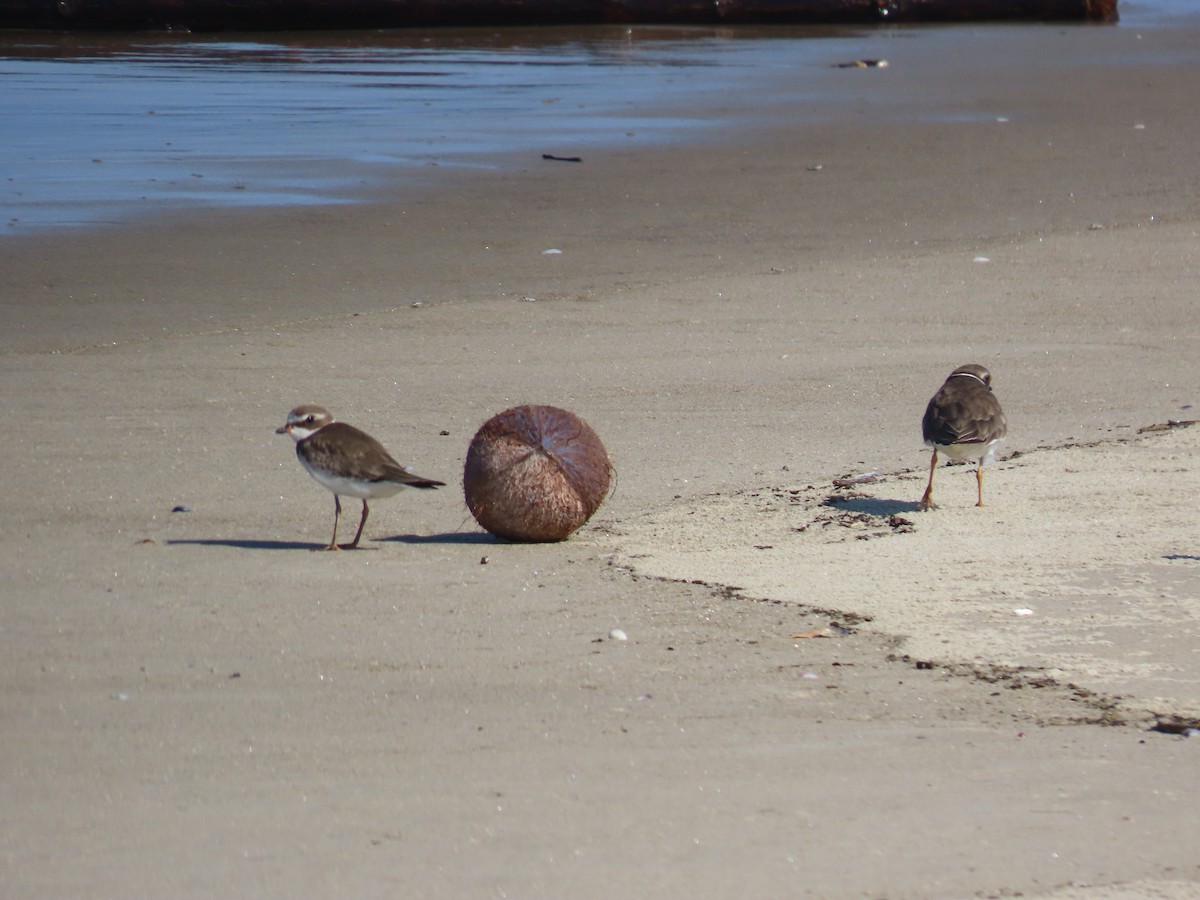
0, 0, 1191, 235
0, 26, 854, 232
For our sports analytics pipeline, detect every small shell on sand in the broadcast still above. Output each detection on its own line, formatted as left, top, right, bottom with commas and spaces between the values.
464, 404, 612, 542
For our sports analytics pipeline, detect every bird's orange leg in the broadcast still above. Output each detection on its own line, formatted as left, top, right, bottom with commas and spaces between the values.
918, 449, 939, 511
976, 463, 985, 507
344, 499, 370, 549
322, 495, 343, 551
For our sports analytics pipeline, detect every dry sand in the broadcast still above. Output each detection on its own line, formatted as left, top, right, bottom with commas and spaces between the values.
2, 15, 1200, 900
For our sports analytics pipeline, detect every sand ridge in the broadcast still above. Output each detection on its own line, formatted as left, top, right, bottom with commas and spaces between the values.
612, 424, 1200, 723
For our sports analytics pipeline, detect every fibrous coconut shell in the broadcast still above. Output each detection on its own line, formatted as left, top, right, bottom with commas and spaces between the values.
464, 405, 612, 542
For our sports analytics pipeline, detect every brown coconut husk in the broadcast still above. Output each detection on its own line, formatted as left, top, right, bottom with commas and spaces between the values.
463, 405, 612, 542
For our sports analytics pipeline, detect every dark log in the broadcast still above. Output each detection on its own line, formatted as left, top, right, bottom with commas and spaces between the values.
0, 0, 1117, 31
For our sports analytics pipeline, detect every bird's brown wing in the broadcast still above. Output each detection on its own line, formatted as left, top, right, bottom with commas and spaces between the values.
923, 379, 1007, 447
302, 422, 445, 488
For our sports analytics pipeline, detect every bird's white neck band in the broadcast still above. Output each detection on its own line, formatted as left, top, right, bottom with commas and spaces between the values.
950, 371, 987, 387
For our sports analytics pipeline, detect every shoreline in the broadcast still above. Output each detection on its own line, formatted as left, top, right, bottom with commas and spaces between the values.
0, 10, 1186, 245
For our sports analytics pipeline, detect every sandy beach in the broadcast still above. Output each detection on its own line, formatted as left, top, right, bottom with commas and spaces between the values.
2, 11, 1200, 899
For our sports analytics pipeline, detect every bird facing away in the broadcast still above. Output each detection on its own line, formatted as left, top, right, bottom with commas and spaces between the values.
918, 364, 1007, 511
276, 405, 445, 550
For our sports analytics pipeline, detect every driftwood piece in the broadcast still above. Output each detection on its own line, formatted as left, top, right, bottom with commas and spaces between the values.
0, 0, 1117, 31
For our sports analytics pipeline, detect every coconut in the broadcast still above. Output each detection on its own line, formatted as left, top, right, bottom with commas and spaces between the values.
464, 405, 612, 542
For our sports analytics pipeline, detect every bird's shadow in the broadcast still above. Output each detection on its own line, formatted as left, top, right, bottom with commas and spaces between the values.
823, 496, 923, 516
167, 538, 326, 551
167, 531, 504, 551
1164, 554, 1200, 562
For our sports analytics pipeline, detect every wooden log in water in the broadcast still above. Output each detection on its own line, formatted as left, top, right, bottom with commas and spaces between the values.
0, 0, 1118, 31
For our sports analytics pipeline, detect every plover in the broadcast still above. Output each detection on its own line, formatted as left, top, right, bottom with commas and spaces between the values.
918, 364, 1007, 511
276, 404, 444, 550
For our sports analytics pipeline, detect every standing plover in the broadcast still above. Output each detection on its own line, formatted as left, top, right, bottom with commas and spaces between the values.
277, 405, 444, 550
918, 364, 1007, 511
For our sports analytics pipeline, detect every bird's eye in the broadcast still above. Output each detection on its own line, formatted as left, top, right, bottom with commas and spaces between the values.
304, 415, 315, 424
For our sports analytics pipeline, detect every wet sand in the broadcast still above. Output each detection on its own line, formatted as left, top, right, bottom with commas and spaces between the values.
2, 15, 1200, 899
